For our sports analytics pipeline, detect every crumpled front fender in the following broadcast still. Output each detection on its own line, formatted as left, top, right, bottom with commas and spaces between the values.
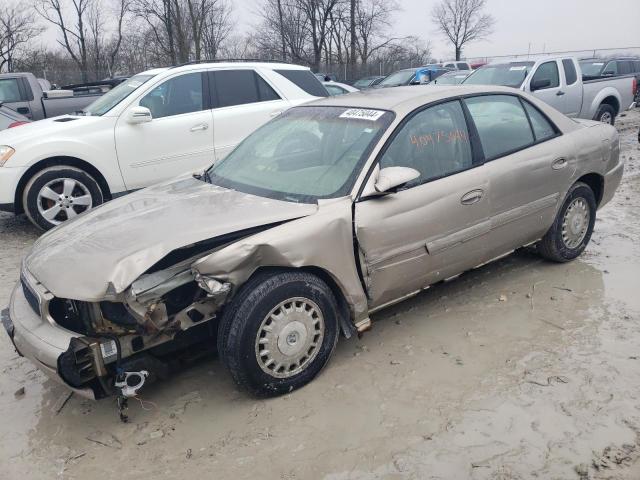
192, 197, 368, 325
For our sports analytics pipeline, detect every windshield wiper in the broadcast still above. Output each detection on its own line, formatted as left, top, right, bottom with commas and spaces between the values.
194, 169, 212, 183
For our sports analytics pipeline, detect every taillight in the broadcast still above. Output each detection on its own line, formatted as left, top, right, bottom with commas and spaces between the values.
8, 121, 28, 128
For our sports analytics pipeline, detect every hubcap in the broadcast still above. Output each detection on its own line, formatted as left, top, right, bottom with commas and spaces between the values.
561, 197, 590, 249
599, 111, 613, 124
255, 297, 325, 378
36, 178, 92, 225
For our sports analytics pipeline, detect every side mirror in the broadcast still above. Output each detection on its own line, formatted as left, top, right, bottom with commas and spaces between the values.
602, 70, 615, 76
127, 106, 152, 124
530, 78, 552, 91
374, 167, 420, 194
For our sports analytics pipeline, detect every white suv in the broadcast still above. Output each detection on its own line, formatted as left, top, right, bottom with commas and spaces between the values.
0, 62, 327, 230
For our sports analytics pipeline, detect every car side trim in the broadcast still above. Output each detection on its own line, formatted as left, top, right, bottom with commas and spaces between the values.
426, 218, 492, 255
490, 193, 560, 229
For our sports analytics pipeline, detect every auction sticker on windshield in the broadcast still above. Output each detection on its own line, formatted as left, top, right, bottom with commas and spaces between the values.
339, 109, 385, 121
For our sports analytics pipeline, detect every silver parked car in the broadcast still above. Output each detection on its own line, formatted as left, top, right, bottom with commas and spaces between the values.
3, 85, 623, 400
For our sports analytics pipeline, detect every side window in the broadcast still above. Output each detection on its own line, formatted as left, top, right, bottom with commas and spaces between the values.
531, 61, 560, 89
465, 95, 534, 160
634, 61, 640, 73
213, 70, 281, 108
458, 63, 471, 70
618, 61, 632, 75
140, 73, 203, 119
379, 100, 473, 187
562, 59, 578, 85
445, 63, 455, 68
522, 100, 557, 142
256, 74, 280, 101
274, 69, 328, 97
603, 61, 618, 75
0, 78, 24, 102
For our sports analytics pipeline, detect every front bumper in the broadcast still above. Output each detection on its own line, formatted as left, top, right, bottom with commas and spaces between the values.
4, 284, 96, 399
0, 165, 25, 208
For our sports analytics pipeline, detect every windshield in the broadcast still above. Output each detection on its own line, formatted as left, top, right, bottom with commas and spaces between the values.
354, 78, 374, 88
463, 62, 534, 88
208, 106, 393, 203
580, 61, 605, 76
435, 73, 468, 85
379, 70, 415, 86
83, 74, 156, 116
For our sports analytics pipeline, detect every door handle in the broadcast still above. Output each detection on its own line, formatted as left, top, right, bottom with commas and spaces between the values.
461, 189, 484, 205
270, 110, 283, 117
556, 91, 565, 96
190, 123, 209, 132
551, 157, 568, 170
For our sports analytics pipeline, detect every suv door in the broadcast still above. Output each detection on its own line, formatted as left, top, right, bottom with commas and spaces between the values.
210, 69, 289, 159
355, 100, 490, 308
528, 60, 566, 112
114, 71, 214, 189
464, 94, 574, 258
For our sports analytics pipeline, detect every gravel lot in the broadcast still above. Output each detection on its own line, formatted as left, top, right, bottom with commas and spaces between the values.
1, 109, 640, 480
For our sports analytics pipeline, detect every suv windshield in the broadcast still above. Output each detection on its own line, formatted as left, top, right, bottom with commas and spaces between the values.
580, 61, 605, 76
463, 62, 534, 88
208, 106, 393, 203
83, 74, 156, 116
379, 70, 415, 87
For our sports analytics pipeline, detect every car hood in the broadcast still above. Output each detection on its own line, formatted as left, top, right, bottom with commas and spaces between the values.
0, 114, 105, 145
25, 176, 318, 300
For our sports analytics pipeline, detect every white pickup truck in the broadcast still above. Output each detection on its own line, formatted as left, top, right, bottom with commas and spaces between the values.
463, 56, 637, 125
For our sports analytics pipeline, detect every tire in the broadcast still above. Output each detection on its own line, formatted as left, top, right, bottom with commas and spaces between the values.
537, 182, 596, 263
217, 271, 339, 397
22, 166, 104, 231
594, 103, 616, 125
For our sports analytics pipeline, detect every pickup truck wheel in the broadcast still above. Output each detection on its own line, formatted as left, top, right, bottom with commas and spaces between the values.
594, 104, 616, 125
537, 182, 596, 263
23, 166, 103, 231
218, 271, 339, 397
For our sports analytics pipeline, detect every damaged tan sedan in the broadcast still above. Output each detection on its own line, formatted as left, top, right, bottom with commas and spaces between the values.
2, 86, 623, 400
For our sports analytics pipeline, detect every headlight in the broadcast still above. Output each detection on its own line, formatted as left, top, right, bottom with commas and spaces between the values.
0, 146, 15, 166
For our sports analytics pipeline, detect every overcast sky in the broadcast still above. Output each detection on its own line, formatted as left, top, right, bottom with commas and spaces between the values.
239, 0, 640, 60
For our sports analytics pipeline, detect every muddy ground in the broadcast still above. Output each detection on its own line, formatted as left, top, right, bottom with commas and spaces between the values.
1, 110, 640, 480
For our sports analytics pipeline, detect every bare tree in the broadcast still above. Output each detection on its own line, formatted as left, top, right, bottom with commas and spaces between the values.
297, 0, 341, 71
355, 0, 400, 66
201, 0, 233, 59
36, 0, 92, 81
431, 0, 494, 60
0, 4, 43, 72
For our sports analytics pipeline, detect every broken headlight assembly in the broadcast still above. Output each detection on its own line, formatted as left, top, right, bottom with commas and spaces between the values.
193, 272, 231, 298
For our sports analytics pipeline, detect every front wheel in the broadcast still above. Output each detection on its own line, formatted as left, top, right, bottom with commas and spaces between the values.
217, 271, 339, 396
22, 166, 104, 230
537, 182, 596, 262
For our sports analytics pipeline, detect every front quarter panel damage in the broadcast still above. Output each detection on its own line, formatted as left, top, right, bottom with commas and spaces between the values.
192, 197, 368, 327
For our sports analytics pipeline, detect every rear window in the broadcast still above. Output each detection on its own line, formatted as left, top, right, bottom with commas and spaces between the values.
275, 69, 328, 97
562, 59, 578, 85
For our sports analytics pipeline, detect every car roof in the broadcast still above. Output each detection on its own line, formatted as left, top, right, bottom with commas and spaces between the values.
304, 84, 524, 116
137, 62, 309, 77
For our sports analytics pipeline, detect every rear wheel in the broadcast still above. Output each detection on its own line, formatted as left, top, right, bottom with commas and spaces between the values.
537, 182, 596, 262
217, 271, 339, 396
594, 104, 616, 125
22, 166, 104, 230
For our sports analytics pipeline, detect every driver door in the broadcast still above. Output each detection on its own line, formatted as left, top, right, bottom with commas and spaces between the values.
355, 100, 491, 309
114, 71, 214, 190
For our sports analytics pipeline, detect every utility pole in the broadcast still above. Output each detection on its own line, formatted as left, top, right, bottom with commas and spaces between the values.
350, 0, 357, 82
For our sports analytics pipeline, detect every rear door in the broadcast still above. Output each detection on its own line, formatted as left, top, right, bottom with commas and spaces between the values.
561, 58, 582, 117
355, 100, 490, 308
210, 68, 289, 160
464, 94, 574, 258
114, 71, 214, 189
